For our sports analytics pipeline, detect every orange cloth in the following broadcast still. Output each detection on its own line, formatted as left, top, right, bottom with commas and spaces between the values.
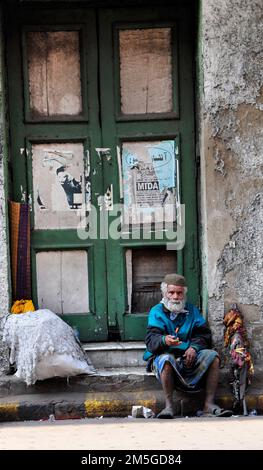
11, 299, 35, 314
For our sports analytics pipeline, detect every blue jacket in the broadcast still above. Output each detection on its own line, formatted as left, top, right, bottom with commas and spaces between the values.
143, 302, 212, 361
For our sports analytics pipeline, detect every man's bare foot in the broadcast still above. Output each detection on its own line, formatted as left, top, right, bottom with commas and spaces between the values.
157, 406, 174, 419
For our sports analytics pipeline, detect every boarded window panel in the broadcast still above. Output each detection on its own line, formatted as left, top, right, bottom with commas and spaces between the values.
26, 31, 82, 117
119, 28, 173, 115
36, 250, 89, 314
126, 247, 177, 313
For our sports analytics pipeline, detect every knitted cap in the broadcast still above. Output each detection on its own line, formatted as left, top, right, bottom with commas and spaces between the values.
163, 273, 186, 287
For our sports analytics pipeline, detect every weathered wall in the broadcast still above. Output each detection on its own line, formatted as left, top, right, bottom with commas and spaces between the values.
200, 0, 263, 367
0, 4, 11, 373
0, 7, 9, 314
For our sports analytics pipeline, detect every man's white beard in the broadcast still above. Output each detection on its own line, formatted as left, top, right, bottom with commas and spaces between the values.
162, 297, 186, 313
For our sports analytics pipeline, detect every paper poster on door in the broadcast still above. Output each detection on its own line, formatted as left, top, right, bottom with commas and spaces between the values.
32, 142, 89, 229
122, 140, 178, 225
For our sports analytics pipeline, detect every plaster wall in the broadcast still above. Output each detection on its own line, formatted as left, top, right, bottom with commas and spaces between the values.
0, 5, 11, 373
0, 8, 9, 315
200, 0, 263, 366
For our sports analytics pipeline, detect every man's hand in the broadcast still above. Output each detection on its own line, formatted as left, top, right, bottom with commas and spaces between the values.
183, 347, 196, 367
165, 335, 182, 346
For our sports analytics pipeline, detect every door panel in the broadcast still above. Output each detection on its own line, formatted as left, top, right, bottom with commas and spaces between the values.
6, 5, 107, 341
127, 247, 177, 313
31, 142, 86, 229
118, 27, 173, 115
99, 6, 198, 340
121, 139, 178, 226
25, 30, 83, 119
36, 250, 89, 314
6, 2, 198, 341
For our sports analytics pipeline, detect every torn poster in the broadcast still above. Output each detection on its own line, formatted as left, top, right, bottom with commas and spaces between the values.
122, 140, 179, 225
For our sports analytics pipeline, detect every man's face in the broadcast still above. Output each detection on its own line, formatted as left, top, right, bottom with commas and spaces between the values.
166, 285, 185, 302
164, 284, 186, 313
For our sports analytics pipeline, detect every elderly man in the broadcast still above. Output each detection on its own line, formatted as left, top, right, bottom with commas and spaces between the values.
144, 274, 232, 418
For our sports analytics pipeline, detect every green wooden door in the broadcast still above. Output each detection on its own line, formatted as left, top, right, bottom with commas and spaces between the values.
98, 6, 198, 340
6, 2, 198, 341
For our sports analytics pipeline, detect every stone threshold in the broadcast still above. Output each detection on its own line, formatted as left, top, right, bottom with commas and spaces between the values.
82, 341, 145, 351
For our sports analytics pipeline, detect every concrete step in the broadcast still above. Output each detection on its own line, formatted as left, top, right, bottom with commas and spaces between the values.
0, 341, 148, 397
1, 339, 262, 421
0, 388, 262, 422
82, 341, 146, 368
1, 365, 262, 415
1, 363, 263, 421
0, 390, 164, 421
0, 367, 159, 397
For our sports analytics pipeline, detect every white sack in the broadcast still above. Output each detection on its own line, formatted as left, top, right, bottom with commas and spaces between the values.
2, 309, 96, 385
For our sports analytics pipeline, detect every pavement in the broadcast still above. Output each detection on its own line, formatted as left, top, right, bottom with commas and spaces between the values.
0, 416, 262, 450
